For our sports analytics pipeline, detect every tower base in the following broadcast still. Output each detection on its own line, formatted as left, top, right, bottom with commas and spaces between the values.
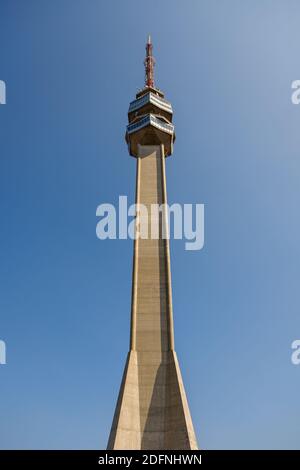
107, 350, 198, 450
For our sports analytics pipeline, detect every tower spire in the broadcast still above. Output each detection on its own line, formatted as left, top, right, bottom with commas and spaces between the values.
144, 34, 155, 88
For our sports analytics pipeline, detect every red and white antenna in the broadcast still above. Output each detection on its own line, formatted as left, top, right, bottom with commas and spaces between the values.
144, 35, 155, 88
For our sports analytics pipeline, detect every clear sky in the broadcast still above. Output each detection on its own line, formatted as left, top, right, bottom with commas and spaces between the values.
0, 0, 300, 449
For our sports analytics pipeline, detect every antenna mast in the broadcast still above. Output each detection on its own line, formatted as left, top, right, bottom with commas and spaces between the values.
144, 35, 155, 88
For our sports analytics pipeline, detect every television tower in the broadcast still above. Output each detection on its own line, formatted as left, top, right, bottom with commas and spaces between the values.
107, 37, 198, 450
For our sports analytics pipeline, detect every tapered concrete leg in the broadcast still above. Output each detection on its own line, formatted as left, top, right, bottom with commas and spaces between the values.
107, 351, 141, 450
107, 350, 198, 450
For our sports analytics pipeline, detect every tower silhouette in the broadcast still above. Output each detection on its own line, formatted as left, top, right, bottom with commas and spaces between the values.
107, 37, 198, 450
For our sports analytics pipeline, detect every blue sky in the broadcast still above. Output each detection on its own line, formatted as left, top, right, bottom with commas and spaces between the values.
0, 0, 300, 449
